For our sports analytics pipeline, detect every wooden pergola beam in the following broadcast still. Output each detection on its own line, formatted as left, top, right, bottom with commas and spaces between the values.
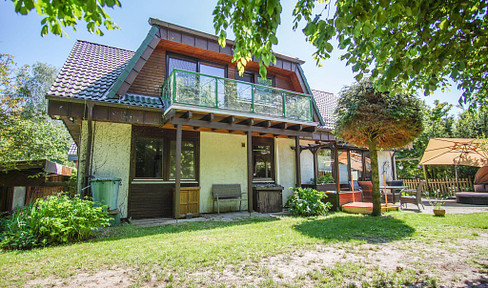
169, 117, 315, 138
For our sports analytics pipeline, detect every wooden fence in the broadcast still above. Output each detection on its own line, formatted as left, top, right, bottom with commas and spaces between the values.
400, 178, 473, 197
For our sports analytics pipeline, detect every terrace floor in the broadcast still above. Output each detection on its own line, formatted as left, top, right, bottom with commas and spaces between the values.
131, 200, 488, 227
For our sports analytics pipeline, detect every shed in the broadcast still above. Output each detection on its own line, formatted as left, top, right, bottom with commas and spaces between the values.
0, 160, 73, 213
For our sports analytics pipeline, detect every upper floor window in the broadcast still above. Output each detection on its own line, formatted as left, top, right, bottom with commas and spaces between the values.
167, 54, 226, 79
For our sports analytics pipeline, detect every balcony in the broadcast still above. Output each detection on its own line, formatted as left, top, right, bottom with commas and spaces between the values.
161, 69, 314, 122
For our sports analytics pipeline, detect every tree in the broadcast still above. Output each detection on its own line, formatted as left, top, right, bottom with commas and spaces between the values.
335, 79, 423, 216
396, 100, 455, 179
0, 54, 71, 166
213, 0, 488, 105
10, 0, 121, 36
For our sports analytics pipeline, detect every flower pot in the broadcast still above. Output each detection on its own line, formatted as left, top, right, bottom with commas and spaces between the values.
433, 208, 446, 217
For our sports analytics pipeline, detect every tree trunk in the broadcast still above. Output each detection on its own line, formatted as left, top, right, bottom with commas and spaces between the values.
368, 137, 381, 216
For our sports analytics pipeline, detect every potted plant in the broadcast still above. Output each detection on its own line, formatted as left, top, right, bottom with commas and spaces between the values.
430, 200, 446, 217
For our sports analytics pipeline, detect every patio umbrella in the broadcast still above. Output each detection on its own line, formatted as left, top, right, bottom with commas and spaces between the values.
420, 138, 488, 189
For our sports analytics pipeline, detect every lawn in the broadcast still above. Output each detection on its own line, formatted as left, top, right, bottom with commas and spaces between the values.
1, 212, 487, 287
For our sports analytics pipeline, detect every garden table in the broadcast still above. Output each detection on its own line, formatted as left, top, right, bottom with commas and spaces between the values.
379, 186, 408, 203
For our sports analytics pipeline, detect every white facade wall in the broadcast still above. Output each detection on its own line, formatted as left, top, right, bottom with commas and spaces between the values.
275, 138, 296, 205
77, 121, 132, 217
300, 140, 315, 185
377, 150, 395, 185
199, 132, 248, 213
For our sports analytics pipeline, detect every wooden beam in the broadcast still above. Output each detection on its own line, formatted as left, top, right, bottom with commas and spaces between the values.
238, 118, 254, 126
313, 149, 319, 186
200, 113, 214, 121
289, 124, 303, 131
221, 115, 235, 124
174, 124, 182, 219
82, 103, 94, 197
333, 144, 341, 209
163, 110, 176, 124
182, 111, 193, 119
170, 117, 314, 138
295, 136, 301, 187
303, 126, 317, 133
271, 122, 287, 129
247, 131, 253, 212
256, 120, 271, 128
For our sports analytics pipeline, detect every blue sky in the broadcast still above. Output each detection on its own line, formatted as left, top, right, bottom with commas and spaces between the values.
0, 0, 464, 115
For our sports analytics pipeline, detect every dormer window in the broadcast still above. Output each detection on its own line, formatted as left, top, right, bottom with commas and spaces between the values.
166, 53, 226, 79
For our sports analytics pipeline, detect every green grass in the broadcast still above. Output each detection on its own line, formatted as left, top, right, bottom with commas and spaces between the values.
1, 212, 487, 287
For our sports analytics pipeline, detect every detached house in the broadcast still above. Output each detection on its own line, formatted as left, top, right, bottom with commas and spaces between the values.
47, 18, 396, 219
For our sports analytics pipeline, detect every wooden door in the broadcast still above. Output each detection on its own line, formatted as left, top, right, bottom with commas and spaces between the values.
178, 187, 200, 218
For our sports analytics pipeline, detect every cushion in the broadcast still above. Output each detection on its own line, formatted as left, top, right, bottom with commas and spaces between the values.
389, 180, 404, 186
474, 184, 485, 192
349, 181, 360, 191
358, 181, 373, 192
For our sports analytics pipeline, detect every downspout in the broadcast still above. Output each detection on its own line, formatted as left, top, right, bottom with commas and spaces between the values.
82, 103, 94, 197
391, 151, 397, 180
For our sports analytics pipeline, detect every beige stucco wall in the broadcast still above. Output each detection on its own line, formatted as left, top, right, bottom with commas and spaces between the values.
378, 150, 394, 185
300, 140, 315, 185
275, 137, 296, 205
199, 132, 248, 213
77, 121, 132, 218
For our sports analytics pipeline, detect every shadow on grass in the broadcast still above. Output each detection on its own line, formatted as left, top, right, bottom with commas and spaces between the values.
294, 214, 415, 243
94, 216, 279, 243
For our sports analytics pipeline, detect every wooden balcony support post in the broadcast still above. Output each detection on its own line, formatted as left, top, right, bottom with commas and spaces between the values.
247, 131, 253, 212
295, 136, 301, 187
174, 123, 182, 218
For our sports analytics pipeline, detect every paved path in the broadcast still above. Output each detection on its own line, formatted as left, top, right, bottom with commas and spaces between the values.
400, 199, 488, 214
131, 201, 488, 227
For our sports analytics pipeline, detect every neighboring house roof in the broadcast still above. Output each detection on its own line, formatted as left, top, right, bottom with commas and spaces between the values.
312, 89, 338, 130
68, 142, 78, 161
47, 40, 164, 109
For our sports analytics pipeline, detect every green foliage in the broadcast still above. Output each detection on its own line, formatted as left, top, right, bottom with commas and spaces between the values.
335, 79, 423, 149
213, 0, 488, 106
0, 195, 109, 250
0, 207, 38, 250
311, 173, 334, 184
285, 187, 332, 217
0, 54, 71, 165
11, 0, 121, 37
213, 0, 281, 77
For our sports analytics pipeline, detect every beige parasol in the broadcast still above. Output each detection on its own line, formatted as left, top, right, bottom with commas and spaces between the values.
420, 138, 488, 167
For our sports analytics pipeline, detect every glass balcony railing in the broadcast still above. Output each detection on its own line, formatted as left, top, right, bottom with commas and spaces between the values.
161, 69, 313, 122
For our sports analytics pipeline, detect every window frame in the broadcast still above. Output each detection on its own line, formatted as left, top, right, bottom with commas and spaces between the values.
131, 126, 200, 182
166, 52, 228, 80
235, 70, 276, 87
252, 136, 275, 182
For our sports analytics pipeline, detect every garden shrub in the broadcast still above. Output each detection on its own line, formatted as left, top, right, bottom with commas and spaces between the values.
285, 187, 332, 217
0, 195, 109, 250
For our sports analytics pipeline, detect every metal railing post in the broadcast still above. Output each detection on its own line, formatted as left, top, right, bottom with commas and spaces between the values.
215, 77, 219, 108
282, 92, 286, 118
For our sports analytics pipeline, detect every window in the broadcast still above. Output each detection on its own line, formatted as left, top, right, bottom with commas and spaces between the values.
167, 54, 227, 79
133, 128, 199, 181
253, 137, 274, 181
317, 149, 334, 182
200, 63, 225, 78
363, 151, 372, 181
337, 150, 350, 184
135, 138, 163, 178
167, 56, 197, 76
169, 140, 197, 180
350, 150, 363, 181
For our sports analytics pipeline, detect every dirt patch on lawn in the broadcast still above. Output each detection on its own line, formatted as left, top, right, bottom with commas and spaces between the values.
188, 233, 488, 287
24, 234, 488, 288
25, 267, 136, 288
